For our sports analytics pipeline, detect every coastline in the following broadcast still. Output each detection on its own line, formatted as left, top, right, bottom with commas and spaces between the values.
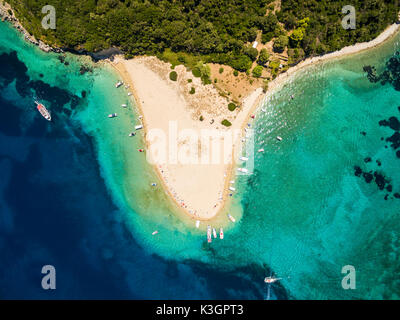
108, 22, 400, 222
2, 0, 398, 221
0, 2, 58, 53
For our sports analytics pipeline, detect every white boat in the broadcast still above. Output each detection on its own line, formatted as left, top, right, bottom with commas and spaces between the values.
115, 81, 123, 88
128, 92, 133, 96
240, 156, 249, 161
121, 104, 127, 108
151, 183, 157, 187
195, 220, 200, 228
212, 228, 217, 239
129, 132, 136, 137
219, 228, 224, 239
229, 186, 236, 192
152, 230, 158, 235
228, 213, 236, 223
207, 225, 212, 243
135, 124, 143, 130
258, 148, 264, 153
229, 180, 235, 184
237, 168, 248, 173
276, 136, 283, 141
34, 101, 51, 121
108, 113, 117, 118
264, 276, 281, 284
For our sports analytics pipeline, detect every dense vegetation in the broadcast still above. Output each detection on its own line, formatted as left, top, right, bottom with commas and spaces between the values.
278, 0, 399, 56
7, 0, 400, 75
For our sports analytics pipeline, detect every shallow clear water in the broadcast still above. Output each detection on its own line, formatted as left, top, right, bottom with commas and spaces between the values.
1, 20, 400, 299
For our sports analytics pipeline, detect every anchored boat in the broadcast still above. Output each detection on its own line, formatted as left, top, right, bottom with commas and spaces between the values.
34, 101, 51, 121
212, 228, 217, 239
207, 225, 212, 243
227, 213, 236, 223
264, 276, 281, 284
219, 228, 224, 239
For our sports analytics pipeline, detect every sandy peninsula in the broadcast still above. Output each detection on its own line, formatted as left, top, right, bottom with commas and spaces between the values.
112, 56, 263, 220
110, 22, 400, 221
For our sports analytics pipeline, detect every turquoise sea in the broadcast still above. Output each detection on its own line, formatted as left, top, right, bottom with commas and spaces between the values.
1, 20, 400, 299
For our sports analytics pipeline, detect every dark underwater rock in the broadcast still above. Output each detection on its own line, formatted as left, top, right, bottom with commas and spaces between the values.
394, 193, 400, 199
386, 132, 400, 149
364, 157, 372, 163
363, 172, 373, 183
374, 172, 388, 190
354, 166, 362, 177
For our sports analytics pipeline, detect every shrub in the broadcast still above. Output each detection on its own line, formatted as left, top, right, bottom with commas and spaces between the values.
252, 65, 263, 78
199, 115, 204, 121
192, 68, 201, 77
273, 35, 289, 53
257, 48, 270, 66
187, 79, 192, 83
189, 87, 195, 94
169, 71, 178, 81
243, 46, 259, 61
233, 70, 239, 77
228, 103, 237, 111
221, 119, 232, 127
219, 67, 224, 74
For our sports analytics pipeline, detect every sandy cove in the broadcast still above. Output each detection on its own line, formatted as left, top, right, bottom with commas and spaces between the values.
110, 22, 400, 221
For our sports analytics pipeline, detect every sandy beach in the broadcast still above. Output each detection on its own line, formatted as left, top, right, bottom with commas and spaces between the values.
112, 56, 263, 220
110, 22, 400, 221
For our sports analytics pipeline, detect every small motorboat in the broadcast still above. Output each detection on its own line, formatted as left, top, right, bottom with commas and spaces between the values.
228, 213, 236, 223
151, 183, 157, 187
152, 230, 158, 235
135, 124, 143, 130
219, 228, 224, 239
121, 104, 127, 108
138, 149, 144, 152
212, 228, 217, 239
264, 276, 281, 284
128, 92, 133, 96
115, 81, 123, 88
195, 220, 200, 228
129, 132, 136, 137
258, 148, 264, 153
229, 186, 236, 192
240, 156, 249, 161
237, 168, 248, 173
276, 136, 283, 141
207, 225, 212, 243
108, 113, 117, 118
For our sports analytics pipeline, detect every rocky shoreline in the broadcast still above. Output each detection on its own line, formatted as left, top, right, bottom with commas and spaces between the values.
0, 1, 61, 53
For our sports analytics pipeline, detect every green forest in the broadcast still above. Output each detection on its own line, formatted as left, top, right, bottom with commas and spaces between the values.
6, 0, 400, 73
